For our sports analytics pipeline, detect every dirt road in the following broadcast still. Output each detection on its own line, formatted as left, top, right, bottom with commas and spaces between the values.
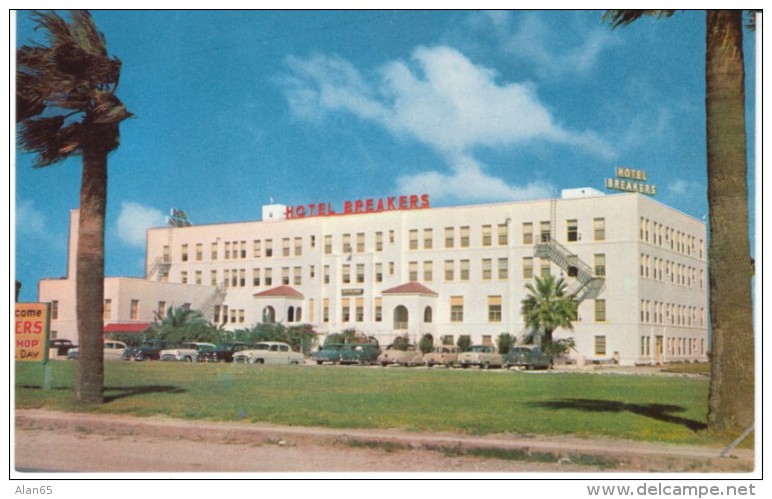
13, 409, 754, 475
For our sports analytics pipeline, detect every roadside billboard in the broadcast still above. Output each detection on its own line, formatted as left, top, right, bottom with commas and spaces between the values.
15, 302, 51, 362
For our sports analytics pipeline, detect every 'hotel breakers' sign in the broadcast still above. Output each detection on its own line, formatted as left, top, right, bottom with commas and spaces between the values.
605, 167, 657, 196
285, 194, 430, 220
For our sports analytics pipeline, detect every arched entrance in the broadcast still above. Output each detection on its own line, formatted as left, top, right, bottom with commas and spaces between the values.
262, 306, 276, 323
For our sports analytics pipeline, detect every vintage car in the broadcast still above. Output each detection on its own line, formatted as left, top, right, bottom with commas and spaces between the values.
48, 339, 76, 357
377, 344, 424, 367
67, 340, 127, 361
197, 342, 251, 362
310, 344, 346, 365
159, 342, 216, 362
122, 339, 178, 361
455, 345, 503, 369
424, 345, 459, 368
338, 343, 381, 365
232, 341, 305, 365
502, 347, 553, 370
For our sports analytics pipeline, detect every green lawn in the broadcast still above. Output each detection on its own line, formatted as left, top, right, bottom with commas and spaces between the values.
15, 361, 719, 446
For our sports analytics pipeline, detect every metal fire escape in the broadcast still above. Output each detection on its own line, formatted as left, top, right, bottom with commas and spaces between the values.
198, 282, 228, 324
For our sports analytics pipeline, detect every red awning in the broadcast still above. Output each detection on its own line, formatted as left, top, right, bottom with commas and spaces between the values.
103, 323, 152, 334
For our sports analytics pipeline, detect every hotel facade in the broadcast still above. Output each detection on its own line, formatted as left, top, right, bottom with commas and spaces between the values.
39, 188, 709, 366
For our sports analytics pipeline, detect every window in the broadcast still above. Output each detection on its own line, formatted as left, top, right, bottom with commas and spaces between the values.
282, 238, 290, 257
424, 306, 433, 323
375, 232, 383, 251
488, 295, 502, 323
374, 298, 382, 322
444, 260, 454, 281
323, 299, 329, 322
342, 298, 351, 322
522, 223, 533, 245
342, 234, 352, 254
252, 268, 261, 287
594, 218, 605, 241
294, 237, 302, 256
324, 235, 332, 254
195, 270, 202, 285
540, 221, 551, 242
523, 257, 534, 279
324, 265, 330, 284
181, 271, 188, 284
594, 336, 607, 356
282, 267, 290, 285
240, 241, 246, 258
265, 268, 273, 286
595, 299, 606, 322
409, 261, 418, 281
265, 239, 273, 257
423, 229, 433, 249
51, 300, 58, 320
157, 301, 166, 318
130, 299, 139, 320
357, 233, 365, 253
540, 258, 551, 278
460, 259, 470, 281
460, 226, 470, 248
211, 270, 218, 286
567, 219, 578, 242
375, 263, 382, 283
482, 258, 492, 280
356, 264, 365, 284
355, 298, 364, 322
498, 223, 508, 245
594, 254, 606, 277
342, 264, 351, 284
196, 243, 203, 261
212, 242, 219, 260
498, 258, 508, 280
445, 227, 454, 248
181, 244, 189, 262
294, 266, 302, 286
252, 240, 260, 258
450, 296, 464, 322
103, 299, 111, 320
409, 230, 419, 250
423, 261, 433, 282
224, 241, 231, 259
482, 225, 492, 246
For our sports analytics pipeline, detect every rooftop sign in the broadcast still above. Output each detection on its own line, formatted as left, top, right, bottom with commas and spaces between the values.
285, 194, 430, 220
605, 167, 656, 196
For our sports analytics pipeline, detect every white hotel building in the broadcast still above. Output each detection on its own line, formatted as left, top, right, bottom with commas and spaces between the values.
39, 187, 709, 366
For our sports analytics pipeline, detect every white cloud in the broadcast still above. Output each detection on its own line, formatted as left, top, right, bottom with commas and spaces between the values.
115, 202, 166, 247
397, 155, 555, 203
667, 179, 701, 196
15, 199, 47, 237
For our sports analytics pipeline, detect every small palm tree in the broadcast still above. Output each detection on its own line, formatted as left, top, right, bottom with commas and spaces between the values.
17, 10, 132, 403
150, 305, 211, 344
521, 275, 578, 347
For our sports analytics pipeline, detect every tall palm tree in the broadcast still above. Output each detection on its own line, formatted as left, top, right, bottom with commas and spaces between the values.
17, 10, 132, 403
605, 9, 754, 436
521, 274, 578, 347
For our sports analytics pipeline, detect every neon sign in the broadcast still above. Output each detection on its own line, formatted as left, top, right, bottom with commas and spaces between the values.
285, 194, 430, 220
605, 167, 656, 196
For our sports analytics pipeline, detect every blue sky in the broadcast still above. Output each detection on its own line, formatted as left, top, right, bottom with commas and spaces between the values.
13, 10, 757, 303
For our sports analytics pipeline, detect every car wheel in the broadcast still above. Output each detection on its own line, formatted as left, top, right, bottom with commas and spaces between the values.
184, 356, 193, 363
483, 362, 490, 370
316, 360, 323, 365
253, 358, 264, 365
381, 362, 388, 367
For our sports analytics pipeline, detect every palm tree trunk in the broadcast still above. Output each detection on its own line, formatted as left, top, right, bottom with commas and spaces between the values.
74, 144, 107, 404
705, 10, 754, 434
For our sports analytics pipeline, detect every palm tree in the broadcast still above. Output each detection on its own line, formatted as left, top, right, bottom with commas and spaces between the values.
521, 275, 578, 347
17, 10, 132, 403
150, 305, 212, 344
605, 9, 754, 436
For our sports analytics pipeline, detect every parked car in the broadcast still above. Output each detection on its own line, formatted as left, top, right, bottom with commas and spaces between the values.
48, 339, 76, 357
424, 346, 459, 368
160, 342, 216, 362
122, 339, 178, 361
455, 345, 503, 369
232, 342, 305, 365
502, 347, 553, 370
310, 344, 345, 365
338, 343, 381, 365
378, 344, 424, 367
197, 342, 251, 363
67, 340, 127, 361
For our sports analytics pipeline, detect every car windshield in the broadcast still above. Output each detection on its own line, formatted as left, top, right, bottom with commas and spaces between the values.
251, 344, 270, 350
323, 345, 343, 351
469, 346, 490, 352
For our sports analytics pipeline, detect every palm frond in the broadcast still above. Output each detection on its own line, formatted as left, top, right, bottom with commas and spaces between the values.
603, 10, 677, 29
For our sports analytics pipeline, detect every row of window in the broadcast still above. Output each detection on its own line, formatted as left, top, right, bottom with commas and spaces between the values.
169, 217, 611, 265
640, 300, 705, 328
640, 217, 704, 259
640, 336, 706, 358
640, 254, 704, 289
179, 253, 610, 289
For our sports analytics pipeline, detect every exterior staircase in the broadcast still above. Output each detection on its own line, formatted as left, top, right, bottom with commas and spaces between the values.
145, 257, 171, 281
198, 282, 227, 323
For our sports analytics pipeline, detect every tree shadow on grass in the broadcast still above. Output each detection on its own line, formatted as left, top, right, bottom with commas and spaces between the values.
530, 398, 707, 432
103, 385, 187, 403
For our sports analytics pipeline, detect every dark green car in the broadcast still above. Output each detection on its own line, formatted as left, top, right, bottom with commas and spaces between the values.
502, 347, 553, 370
338, 344, 381, 365
311, 344, 345, 365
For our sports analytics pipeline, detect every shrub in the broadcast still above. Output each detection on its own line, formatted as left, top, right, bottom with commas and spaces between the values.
418, 334, 434, 354
496, 333, 514, 354
456, 335, 472, 352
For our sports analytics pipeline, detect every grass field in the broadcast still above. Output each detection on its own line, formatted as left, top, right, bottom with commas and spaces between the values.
15, 360, 722, 446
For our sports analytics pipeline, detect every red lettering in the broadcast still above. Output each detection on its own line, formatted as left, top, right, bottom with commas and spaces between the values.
308, 204, 316, 217
355, 200, 364, 214
296, 205, 307, 218
387, 197, 396, 210
365, 199, 374, 213
399, 196, 408, 209
343, 201, 353, 214
420, 194, 430, 208
285, 206, 294, 219
376, 198, 385, 212
409, 195, 419, 209
328, 203, 336, 215
318, 203, 326, 216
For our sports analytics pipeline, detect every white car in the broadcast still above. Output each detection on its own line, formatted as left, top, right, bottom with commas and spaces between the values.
67, 340, 127, 361
232, 342, 305, 365
159, 342, 216, 362
456, 345, 503, 369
